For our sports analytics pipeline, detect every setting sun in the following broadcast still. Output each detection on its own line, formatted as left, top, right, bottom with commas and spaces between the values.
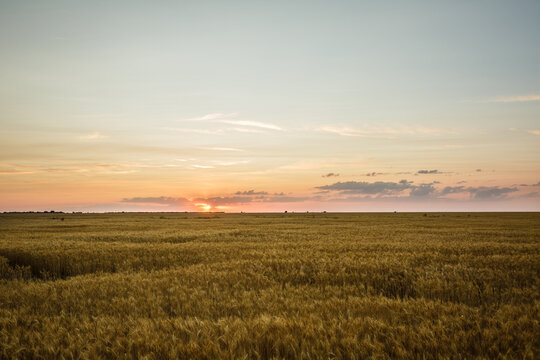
195, 203, 212, 212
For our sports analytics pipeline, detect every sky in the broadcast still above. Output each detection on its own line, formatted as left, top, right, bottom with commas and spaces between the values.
1, 0, 539, 212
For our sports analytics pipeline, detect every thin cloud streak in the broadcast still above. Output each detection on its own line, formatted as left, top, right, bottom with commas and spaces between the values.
121, 196, 189, 206
184, 113, 283, 131
164, 127, 224, 135
199, 147, 244, 152
317, 125, 451, 138
217, 120, 282, 131
213, 160, 250, 166
230, 127, 266, 133
417, 170, 442, 175
187, 113, 239, 121
79, 132, 108, 140
486, 94, 540, 103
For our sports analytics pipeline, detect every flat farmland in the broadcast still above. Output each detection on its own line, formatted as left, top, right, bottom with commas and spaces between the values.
0, 212, 538, 359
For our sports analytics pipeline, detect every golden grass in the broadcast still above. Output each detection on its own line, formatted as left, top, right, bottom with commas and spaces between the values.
0, 212, 538, 359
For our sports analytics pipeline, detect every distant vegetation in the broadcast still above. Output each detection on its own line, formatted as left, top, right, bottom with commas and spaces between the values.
0, 212, 538, 359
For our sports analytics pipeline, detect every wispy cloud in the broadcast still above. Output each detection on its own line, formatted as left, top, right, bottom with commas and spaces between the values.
196, 192, 311, 206
175, 159, 250, 168
485, 94, 540, 103
185, 113, 283, 131
322, 173, 340, 178
235, 190, 269, 195
213, 160, 250, 166
365, 172, 389, 177
0, 161, 154, 176
199, 147, 244, 152
230, 127, 266, 133
218, 120, 282, 131
164, 127, 223, 135
440, 186, 518, 199
121, 196, 189, 206
195, 196, 253, 206
317, 180, 414, 195
79, 131, 107, 140
527, 130, 540, 135
73, 113, 126, 120
0, 169, 37, 175
416, 169, 442, 175
187, 113, 238, 121
317, 125, 449, 138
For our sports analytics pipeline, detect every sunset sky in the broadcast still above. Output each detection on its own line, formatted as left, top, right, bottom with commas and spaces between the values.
1, 0, 539, 212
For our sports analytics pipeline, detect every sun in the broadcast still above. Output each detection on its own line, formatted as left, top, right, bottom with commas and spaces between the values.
195, 203, 212, 212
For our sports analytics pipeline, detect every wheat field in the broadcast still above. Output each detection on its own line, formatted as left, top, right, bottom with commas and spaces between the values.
0, 212, 538, 359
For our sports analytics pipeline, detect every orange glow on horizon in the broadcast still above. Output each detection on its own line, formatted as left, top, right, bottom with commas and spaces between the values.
195, 203, 212, 212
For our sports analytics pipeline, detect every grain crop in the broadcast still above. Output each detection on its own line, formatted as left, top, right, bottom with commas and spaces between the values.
0, 212, 538, 359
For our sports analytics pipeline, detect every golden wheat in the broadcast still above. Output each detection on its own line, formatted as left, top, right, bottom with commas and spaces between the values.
0, 212, 538, 359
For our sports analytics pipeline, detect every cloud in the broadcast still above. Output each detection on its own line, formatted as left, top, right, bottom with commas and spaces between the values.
121, 181, 524, 212
121, 197, 189, 205
527, 130, 540, 135
486, 94, 540, 103
440, 186, 466, 196
218, 120, 282, 131
317, 180, 413, 195
212, 160, 250, 166
187, 113, 238, 121
439, 186, 518, 199
0, 162, 152, 176
517, 181, 540, 187
165, 127, 223, 135
123, 193, 288, 209
322, 173, 339, 178
196, 196, 253, 206
235, 190, 269, 195
192, 164, 215, 169
230, 127, 265, 133
318, 180, 520, 201
365, 172, 405, 177
73, 113, 126, 120
199, 147, 244, 152
476, 169, 482, 172
417, 169, 440, 175
0, 169, 37, 175
79, 131, 107, 140
470, 187, 518, 199
259, 196, 313, 203
0, 166, 91, 175
317, 125, 449, 138
409, 184, 436, 197
196, 191, 313, 207
186, 112, 283, 131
